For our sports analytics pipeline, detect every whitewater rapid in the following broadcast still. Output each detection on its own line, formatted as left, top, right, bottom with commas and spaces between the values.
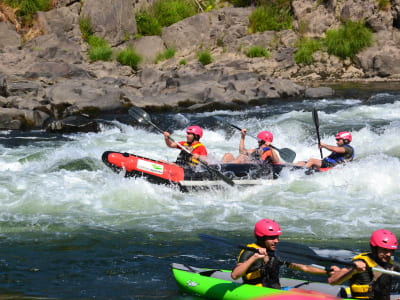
1, 95, 400, 242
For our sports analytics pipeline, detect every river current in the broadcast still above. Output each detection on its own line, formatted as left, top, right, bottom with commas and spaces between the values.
1, 91, 400, 299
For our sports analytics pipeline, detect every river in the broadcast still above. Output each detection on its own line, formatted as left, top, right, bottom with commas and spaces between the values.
1, 91, 400, 299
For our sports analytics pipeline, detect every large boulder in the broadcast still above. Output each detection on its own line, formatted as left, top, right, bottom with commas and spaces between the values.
82, 0, 137, 46
0, 21, 21, 49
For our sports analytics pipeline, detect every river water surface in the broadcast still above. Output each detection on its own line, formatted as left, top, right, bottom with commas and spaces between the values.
1, 92, 400, 299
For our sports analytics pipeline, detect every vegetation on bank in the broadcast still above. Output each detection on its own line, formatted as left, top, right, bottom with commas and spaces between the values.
4, 0, 52, 25
246, 46, 269, 58
294, 20, 372, 65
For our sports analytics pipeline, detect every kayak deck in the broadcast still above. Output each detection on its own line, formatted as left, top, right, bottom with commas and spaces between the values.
171, 263, 351, 300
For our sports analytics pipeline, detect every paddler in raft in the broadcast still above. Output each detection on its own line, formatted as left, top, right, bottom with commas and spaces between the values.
296, 131, 354, 169
231, 219, 327, 288
329, 229, 400, 300
164, 125, 208, 167
222, 129, 281, 164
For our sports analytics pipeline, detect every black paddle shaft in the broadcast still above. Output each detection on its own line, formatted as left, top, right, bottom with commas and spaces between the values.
312, 108, 324, 159
128, 107, 235, 186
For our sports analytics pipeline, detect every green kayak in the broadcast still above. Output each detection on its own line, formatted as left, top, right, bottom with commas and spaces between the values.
172, 263, 352, 300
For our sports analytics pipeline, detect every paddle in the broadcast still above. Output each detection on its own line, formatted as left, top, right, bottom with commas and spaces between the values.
213, 116, 296, 163
312, 108, 323, 159
198, 233, 400, 277
128, 106, 235, 187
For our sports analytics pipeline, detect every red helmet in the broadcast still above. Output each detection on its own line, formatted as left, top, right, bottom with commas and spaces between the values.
254, 219, 282, 238
370, 229, 398, 250
257, 131, 273, 143
186, 125, 203, 138
336, 131, 352, 142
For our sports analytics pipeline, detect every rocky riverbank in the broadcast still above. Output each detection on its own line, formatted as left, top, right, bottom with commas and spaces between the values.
0, 0, 400, 132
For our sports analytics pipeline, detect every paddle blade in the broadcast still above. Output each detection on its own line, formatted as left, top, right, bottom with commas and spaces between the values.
278, 148, 296, 163
128, 106, 152, 124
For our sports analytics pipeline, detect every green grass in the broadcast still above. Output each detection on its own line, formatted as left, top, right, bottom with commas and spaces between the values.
249, 5, 292, 33
197, 50, 212, 65
135, 10, 162, 36
117, 48, 142, 70
246, 46, 269, 58
179, 59, 187, 65
152, 0, 197, 27
294, 38, 322, 65
87, 36, 112, 62
4, 0, 52, 24
155, 47, 176, 63
324, 20, 372, 59
80, 15, 94, 42
377, 0, 391, 11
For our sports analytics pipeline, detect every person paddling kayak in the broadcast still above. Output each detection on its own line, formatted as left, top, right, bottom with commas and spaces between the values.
164, 125, 207, 167
231, 219, 327, 288
329, 229, 400, 300
222, 130, 281, 164
296, 131, 354, 169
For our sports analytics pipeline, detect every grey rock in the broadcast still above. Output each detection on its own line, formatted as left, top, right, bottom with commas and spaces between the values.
0, 22, 21, 49
82, 0, 137, 46
305, 87, 335, 98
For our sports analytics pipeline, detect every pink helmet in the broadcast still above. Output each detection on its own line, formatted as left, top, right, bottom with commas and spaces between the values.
186, 125, 203, 138
257, 131, 273, 143
254, 219, 282, 238
336, 131, 352, 142
370, 229, 398, 250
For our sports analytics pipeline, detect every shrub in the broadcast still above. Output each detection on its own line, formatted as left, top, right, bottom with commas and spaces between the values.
155, 47, 176, 63
246, 46, 269, 58
88, 36, 112, 62
294, 38, 322, 65
80, 15, 94, 41
135, 10, 162, 36
324, 20, 372, 59
152, 0, 197, 27
377, 0, 391, 11
249, 5, 292, 33
197, 50, 212, 65
117, 47, 142, 70
4, 0, 52, 24
179, 59, 187, 65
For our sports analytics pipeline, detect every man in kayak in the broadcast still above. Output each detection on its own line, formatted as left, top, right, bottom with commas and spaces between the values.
222, 130, 280, 164
231, 219, 327, 288
296, 131, 354, 169
328, 229, 400, 300
164, 125, 207, 166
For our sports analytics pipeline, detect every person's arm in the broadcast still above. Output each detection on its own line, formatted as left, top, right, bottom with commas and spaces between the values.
231, 248, 267, 280
319, 143, 346, 154
164, 131, 178, 148
328, 261, 366, 285
268, 146, 281, 163
288, 263, 327, 275
238, 129, 249, 155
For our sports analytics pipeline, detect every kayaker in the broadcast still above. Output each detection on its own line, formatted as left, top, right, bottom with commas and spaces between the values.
296, 131, 354, 169
231, 219, 327, 288
164, 125, 207, 166
222, 129, 280, 164
328, 229, 400, 300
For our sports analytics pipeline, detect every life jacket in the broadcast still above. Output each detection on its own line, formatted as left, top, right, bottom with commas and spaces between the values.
238, 243, 281, 289
175, 141, 205, 166
349, 253, 394, 300
323, 144, 354, 166
250, 147, 272, 163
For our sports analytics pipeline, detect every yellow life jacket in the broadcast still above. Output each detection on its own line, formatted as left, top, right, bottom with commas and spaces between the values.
177, 142, 205, 166
350, 253, 394, 299
238, 243, 264, 287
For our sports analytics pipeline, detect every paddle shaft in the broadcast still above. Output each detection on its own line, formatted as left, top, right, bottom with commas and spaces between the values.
312, 108, 324, 159
128, 107, 235, 186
